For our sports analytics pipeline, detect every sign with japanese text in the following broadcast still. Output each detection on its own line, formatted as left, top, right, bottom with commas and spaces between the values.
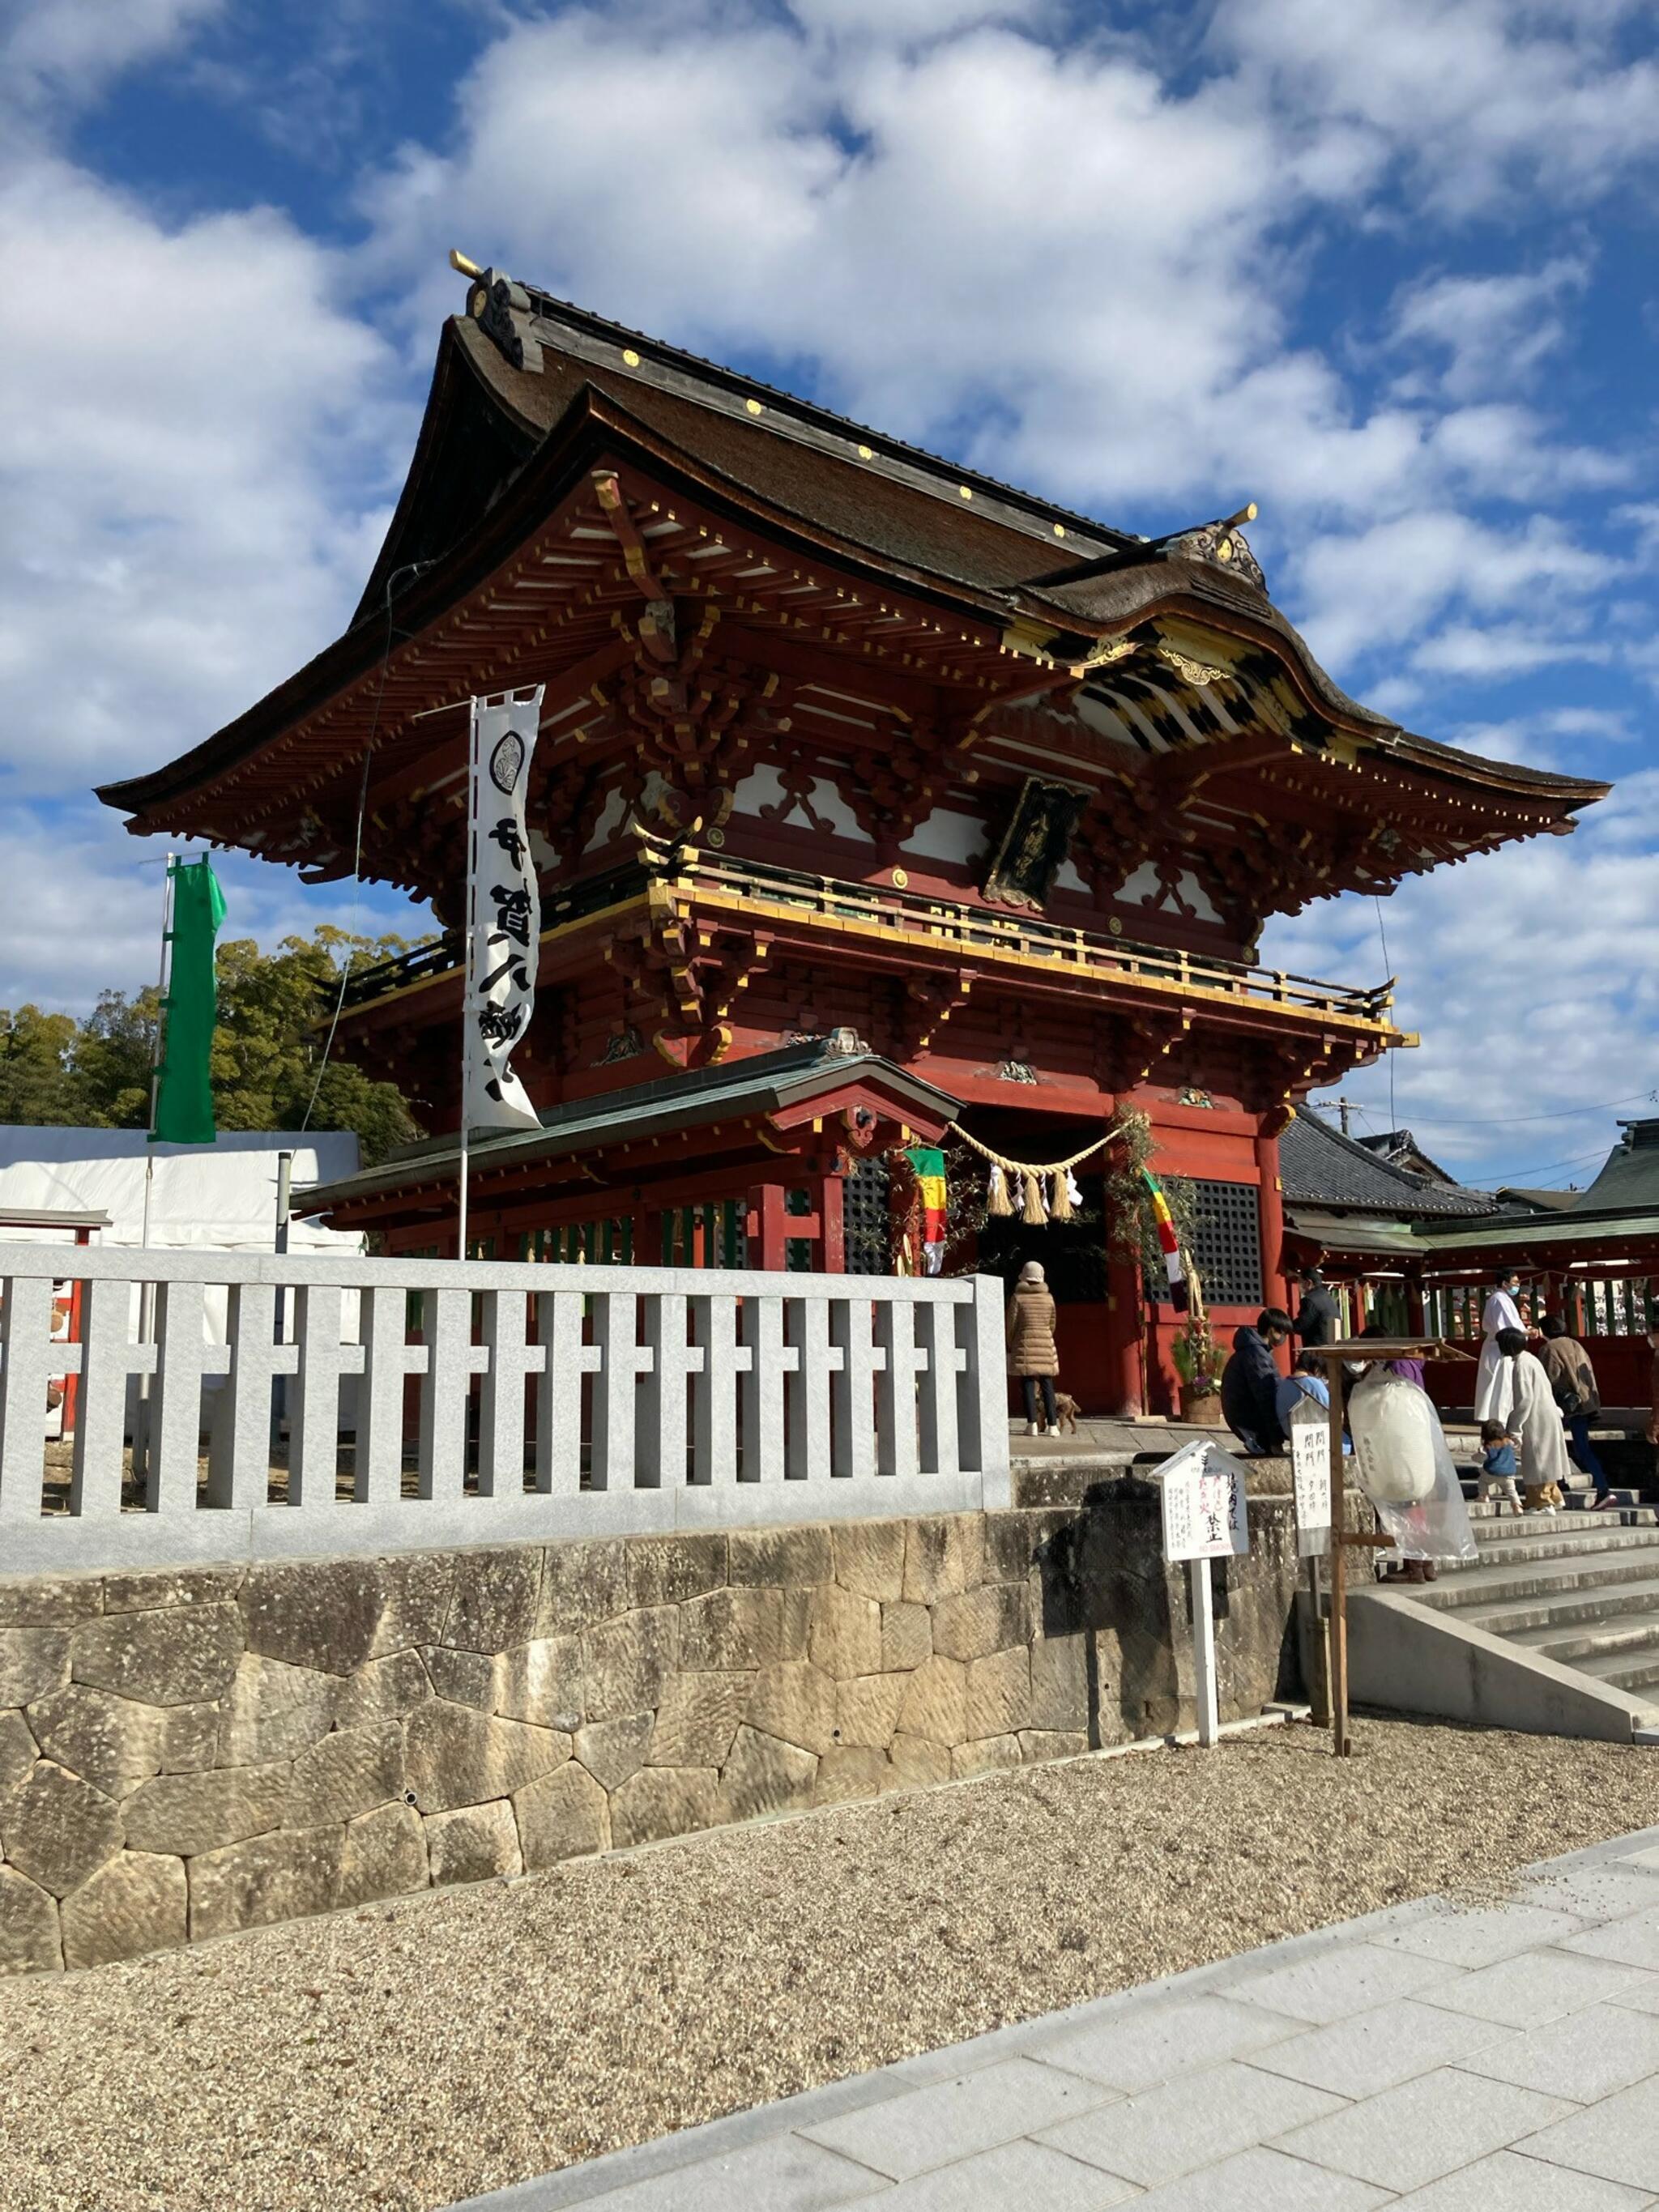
1290, 1404, 1333, 1556
465, 689, 544, 1133
1157, 1439, 1250, 1562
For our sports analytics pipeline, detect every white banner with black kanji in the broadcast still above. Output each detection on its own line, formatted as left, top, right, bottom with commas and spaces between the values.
464, 688, 544, 1132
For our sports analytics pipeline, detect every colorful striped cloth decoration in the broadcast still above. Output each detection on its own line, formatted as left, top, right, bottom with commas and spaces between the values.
907, 1146, 948, 1275
1141, 1167, 1190, 1312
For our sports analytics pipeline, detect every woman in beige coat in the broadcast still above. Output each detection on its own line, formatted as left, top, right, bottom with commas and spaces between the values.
1007, 1259, 1060, 1435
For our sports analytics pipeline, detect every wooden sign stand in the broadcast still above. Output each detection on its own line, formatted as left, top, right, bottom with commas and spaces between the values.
1300, 1338, 1474, 1759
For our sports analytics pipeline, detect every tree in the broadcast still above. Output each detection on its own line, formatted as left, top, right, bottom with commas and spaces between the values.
0, 927, 424, 1166
0, 1006, 82, 1125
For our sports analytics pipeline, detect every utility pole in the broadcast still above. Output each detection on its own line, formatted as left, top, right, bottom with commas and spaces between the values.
1329, 1097, 1364, 1138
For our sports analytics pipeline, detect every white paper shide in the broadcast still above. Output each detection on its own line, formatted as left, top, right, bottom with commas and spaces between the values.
465, 689, 544, 1132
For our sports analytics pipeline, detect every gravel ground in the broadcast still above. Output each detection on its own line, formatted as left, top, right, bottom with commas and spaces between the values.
2, 1713, 1657, 2212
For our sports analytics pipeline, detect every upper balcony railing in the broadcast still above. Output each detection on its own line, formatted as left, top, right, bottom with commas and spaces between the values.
0, 1246, 1009, 1576
679, 852, 1399, 1030
339, 850, 1397, 1032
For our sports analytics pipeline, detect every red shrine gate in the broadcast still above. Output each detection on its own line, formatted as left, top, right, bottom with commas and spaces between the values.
98, 265, 1606, 1416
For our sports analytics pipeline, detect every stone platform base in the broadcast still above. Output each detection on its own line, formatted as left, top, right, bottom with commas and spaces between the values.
0, 1490, 1303, 1975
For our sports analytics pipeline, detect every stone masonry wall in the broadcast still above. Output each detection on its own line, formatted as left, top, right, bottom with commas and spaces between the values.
0, 1493, 1303, 1975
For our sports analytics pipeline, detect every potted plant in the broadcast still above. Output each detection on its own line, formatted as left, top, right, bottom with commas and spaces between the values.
1171, 1310, 1225, 1425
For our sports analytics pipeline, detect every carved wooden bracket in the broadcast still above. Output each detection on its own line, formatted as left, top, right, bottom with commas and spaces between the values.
841, 713, 976, 856
902, 971, 973, 1056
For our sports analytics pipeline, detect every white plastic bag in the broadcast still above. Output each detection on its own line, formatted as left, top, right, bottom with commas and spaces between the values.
1349, 1372, 1438, 1503
1347, 1368, 1477, 1563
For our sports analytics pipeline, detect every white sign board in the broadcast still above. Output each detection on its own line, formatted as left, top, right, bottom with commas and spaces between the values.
1157, 1440, 1250, 1562
1290, 1407, 1333, 1557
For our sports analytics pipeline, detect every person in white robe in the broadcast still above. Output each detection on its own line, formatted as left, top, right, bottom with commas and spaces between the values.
1499, 1326, 1571, 1508
1473, 1270, 1525, 1424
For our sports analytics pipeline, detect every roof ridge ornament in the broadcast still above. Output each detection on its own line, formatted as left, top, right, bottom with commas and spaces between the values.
453, 251, 544, 374
1023, 501, 1266, 594
1164, 505, 1266, 592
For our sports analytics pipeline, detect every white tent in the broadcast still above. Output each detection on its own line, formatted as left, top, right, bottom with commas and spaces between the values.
0, 1128, 362, 1255
0, 1130, 366, 1439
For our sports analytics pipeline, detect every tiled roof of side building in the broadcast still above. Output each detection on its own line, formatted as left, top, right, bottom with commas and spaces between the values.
1280, 1109, 1498, 1217
1351, 1127, 1464, 1188
1562, 1119, 1659, 1219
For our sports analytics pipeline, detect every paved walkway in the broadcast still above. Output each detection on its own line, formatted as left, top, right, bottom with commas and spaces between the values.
453, 1822, 1659, 2210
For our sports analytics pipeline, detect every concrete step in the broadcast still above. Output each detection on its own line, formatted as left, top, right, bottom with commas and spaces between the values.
1454, 1574, 1659, 1641
1508, 1611, 1659, 1667
1418, 1546, 1659, 1613
1343, 1585, 1659, 1741
1465, 1493, 1651, 1518
1571, 1643, 1659, 1698
1455, 1527, 1659, 1571
1461, 1485, 1649, 1513
1344, 1451, 1659, 1744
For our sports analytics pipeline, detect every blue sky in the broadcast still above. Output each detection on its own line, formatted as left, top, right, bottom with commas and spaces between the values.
2, 0, 1657, 1189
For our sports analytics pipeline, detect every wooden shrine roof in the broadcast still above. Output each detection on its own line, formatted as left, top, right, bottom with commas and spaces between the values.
293, 1037, 962, 1221
97, 268, 1610, 844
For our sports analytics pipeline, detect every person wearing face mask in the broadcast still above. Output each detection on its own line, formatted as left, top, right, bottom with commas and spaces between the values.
1221, 1307, 1294, 1455
1474, 1269, 1526, 1426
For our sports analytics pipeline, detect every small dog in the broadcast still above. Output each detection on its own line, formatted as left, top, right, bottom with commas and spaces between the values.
1043, 1392, 1081, 1437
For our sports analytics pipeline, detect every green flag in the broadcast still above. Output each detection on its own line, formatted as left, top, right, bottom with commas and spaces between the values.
151, 857, 226, 1145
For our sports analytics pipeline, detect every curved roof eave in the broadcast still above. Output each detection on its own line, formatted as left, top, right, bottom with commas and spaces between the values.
98, 315, 1610, 826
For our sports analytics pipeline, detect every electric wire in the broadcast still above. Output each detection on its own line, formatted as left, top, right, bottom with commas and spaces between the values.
1356, 1090, 1659, 1130
299, 560, 433, 1133
1465, 1145, 1613, 1189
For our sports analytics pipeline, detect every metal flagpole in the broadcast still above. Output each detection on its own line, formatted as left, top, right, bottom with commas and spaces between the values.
271, 1149, 292, 1452
458, 702, 479, 1260
134, 851, 177, 1486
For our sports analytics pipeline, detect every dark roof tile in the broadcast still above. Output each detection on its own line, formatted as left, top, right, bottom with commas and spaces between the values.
1281, 1109, 1496, 1217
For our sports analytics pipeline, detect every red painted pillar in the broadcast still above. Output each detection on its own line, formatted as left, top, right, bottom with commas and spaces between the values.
746, 1183, 787, 1271
819, 1173, 846, 1272
1103, 1254, 1145, 1418
1255, 1123, 1290, 1370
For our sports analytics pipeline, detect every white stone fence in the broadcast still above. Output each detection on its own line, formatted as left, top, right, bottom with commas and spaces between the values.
0, 1246, 1009, 1573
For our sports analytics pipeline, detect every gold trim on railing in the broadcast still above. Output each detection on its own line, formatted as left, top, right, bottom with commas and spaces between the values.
336, 848, 1401, 1036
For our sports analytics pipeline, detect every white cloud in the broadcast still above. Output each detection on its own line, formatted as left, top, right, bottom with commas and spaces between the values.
1265, 783, 1659, 1186
2, 0, 224, 117
354, 2, 1644, 661
1426, 403, 1627, 501
788, 0, 1057, 40
0, 807, 421, 1013
1441, 704, 1630, 770
1391, 258, 1589, 399
0, 152, 407, 800
1410, 620, 1610, 678
1217, 0, 1659, 218
1288, 510, 1611, 667
1621, 503, 1659, 562
360, 7, 1354, 527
